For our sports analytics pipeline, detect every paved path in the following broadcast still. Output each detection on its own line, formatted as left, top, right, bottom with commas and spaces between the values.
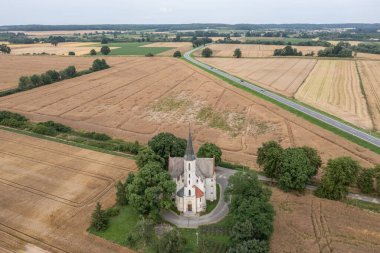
161, 167, 236, 228
184, 46, 380, 148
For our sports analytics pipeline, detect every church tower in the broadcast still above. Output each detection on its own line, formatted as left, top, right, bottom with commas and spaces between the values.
184, 130, 196, 198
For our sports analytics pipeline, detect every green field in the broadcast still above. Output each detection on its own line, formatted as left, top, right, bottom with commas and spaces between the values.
93, 42, 174, 56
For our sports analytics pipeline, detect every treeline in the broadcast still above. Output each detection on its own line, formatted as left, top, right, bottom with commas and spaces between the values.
18, 59, 109, 91
273, 46, 303, 56
218, 38, 332, 47
353, 43, 380, 55
0, 111, 142, 155
317, 41, 353, 57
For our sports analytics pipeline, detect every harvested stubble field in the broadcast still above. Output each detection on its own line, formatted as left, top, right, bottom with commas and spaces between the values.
0, 57, 379, 171
0, 55, 128, 91
358, 60, 380, 131
8, 42, 114, 56
141, 42, 193, 56
0, 129, 136, 253
198, 57, 317, 97
193, 44, 325, 57
270, 187, 380, 253
295, 60, 373, 130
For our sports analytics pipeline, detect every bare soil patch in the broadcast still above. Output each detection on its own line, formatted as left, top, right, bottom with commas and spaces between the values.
0, 57, 379, 170
295, 60, 373, 130
0, 129, 136, 253
198, 57, 317, 97
270, 187, 380, 253
0, 55, 128, 91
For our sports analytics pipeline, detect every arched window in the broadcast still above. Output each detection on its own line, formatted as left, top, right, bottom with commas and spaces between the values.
188, 189, 191, 196
188, 163, 190, 170
189, 174, 190, 178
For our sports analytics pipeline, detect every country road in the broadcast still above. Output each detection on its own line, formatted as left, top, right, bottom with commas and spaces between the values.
184, 46, 380, 148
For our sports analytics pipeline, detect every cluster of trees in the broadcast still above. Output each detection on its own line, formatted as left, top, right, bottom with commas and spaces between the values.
192, 37, 212, 48
173, 50, 181, 57
0, 44, 11, 54
245, 31, 288, 38
202, 47, 213, 58
225, 171, 274, 253
48, 36, 66, 46
318, 42, 353, 57
316, 157, 380, 200
257, 141, 321, 192
273, 46, 303, 56
18, 59, 109, 91
353, 43, 380, 55
100, 46, 111, 55
218, 39, 331, 47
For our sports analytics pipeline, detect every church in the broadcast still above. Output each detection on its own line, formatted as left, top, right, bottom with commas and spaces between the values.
168, 131, 217, 214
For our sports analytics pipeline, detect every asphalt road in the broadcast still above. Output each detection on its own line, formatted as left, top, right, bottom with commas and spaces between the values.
161, 167, 236, 228
184, 46, 380, 148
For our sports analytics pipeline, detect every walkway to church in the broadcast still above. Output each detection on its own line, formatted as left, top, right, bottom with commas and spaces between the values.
161, 167, 236, 228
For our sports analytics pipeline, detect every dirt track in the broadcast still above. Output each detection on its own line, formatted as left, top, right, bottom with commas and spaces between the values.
0, 129, 136, 253
0, 57, 379, 170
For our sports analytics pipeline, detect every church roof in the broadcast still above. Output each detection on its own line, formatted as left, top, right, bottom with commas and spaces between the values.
168, 157, 215, 179
184, 130, 196, 161
193, 185, 204, 198
176, 187, 184, 197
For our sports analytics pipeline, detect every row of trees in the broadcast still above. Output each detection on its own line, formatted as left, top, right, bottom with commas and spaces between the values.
273, 45, 303, 56
225, 171, 274, 253
18, 59, 110, 91
317, 42, 353, 57
257, 141, 321, 192
0, 44, 11, 54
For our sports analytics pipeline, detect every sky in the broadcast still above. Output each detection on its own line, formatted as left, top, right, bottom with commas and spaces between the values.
0, 0, 379, 25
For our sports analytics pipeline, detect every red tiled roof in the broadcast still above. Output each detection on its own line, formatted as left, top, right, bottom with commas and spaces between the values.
193, 185, 204, 198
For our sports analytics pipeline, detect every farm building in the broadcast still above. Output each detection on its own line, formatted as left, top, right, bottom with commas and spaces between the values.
168, 131, 217, 214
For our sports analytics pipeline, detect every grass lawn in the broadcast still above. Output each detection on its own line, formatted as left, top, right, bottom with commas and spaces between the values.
91, 42, 174, 56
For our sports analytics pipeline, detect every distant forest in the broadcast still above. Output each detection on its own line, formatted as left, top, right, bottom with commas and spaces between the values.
1, 23, 380, 32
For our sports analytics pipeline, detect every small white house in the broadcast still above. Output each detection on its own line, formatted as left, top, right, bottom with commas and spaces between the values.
168, 131, 217, 214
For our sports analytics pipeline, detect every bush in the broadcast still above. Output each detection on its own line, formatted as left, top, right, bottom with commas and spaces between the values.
173, 51, 181, 57
79, 131, 112, 141
0, 111, 28, 122
38, 121, 71, 133
90, 49, 97, 55
117, 140, 141, 155
45, 70, 61, 82
18, 76, 32, 89
91, 202, 108, 231
105, 206, 120, 218
31, 124, 57, 136
202, 47, 213, 57
68, 51, 75, 56
91, 59, 110, 71
0, 118, 26, 128
145, 52, 154, 57
357, 169, 374, 194
100, 46, 111, 55
41, 74, 52, 85
30, 74, 43, 86
61, 66, 77, 79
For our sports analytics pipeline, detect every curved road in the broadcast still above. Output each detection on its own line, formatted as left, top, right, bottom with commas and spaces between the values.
184, 46, 380, 148
161, 167, 236, 228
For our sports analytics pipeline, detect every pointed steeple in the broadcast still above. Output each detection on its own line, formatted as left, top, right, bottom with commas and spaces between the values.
184, 127, 196, 161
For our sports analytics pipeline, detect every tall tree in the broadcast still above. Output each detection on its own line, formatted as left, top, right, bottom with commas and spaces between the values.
201, 47, 213, 58
197, 142, 222, 165
148, 132, 186, 165
100, 46, 111, 55
135, 146, 165, 169
233, 48, 242, 58
90, 202, 108, 231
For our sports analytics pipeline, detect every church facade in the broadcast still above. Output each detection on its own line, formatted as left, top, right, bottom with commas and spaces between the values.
168, 131, 217, 214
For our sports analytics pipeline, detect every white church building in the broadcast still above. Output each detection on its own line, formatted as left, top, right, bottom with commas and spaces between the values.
168, 131, 217, 214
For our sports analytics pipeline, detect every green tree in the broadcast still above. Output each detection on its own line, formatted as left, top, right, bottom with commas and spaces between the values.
91, 59, 110, 71
197, 142, 222, 165
45, 70, 60, 82
90, 49, 97, 55
357, 169, 374, 194
101, 37, 109, 44
136, 146, 165, 169
18, 76, 31, 89
128, 162, 176, 218
316, 157, 360, 200
256, 141, 283, 179
201, 47, 213, 57
227, 239, 268, 253
233, 48, 242, 58
115, 173, 135, 205
158, 228, 186, 253
0, 44, 11, 54
173, 50, 181, 57
125, 218, 155, 248
68, 51, 75, 56
277, 148, 313, 192
148, 132, 186, 165
101, 46, 111, 55
62, 66, 77, 79
91, 202, 108, 231
301, 146, 322, 177
30, 74, 43, 86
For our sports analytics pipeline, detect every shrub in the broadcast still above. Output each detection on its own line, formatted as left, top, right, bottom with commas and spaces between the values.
202, 47, 213, 57
145, 52, 154, 57
173, 51, 181, 57
68, 51, 75, 56
18, 76, 32, 89
100, 46, 111, 55
357, 169, 374, 194
38, 121, 72, 133
0, 111, 28, 122
0, 118, 26, 128
31, 124, 57, 136
91, 59, 110, 71
30, 74, 43, 86
90, 49, 97, 55
79, 131, 112, 141
61, 66, 77, 79
41, 74, 52, 85
233, 48, 242, 58
105, 206, 120, 218
45, 70, 60, 82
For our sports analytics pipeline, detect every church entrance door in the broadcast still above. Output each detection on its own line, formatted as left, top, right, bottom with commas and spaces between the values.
187, 203, 192, 212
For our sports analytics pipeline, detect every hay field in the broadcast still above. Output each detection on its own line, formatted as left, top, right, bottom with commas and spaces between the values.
141, 42, 193, 56
9, 42, 114, 56
270, 187, 380, 253
0, 55, 128, 91
357, 52, 380, 60
0, 129, 136, 253
194, 44, 324, 57
0, 57, 379, 170
358, 60, 380, 131
199, 57, 317, 97
295, 60, 373, 130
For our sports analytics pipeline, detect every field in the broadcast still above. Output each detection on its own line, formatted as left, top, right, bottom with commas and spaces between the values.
295, 60, 373, 130
357, 52, 380, 60
8, 42, 110, 56
270, 187, 380, 253
193, 44, 325, 58
0, 55, 128, 91
0, 57, 379, 171
358, 60, 380, 131
92, 42, 174, 56
0, 129, 136, 253
141, 42, 193, 56
198, 57, 317, 97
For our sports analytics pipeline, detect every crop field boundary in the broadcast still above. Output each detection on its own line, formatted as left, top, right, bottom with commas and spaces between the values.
183, 54, 380, 154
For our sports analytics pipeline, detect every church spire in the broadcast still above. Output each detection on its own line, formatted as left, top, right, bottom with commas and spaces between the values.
184, 127, 196, 161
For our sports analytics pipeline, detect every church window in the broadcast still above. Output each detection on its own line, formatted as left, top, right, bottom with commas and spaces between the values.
189, 174, 190, 178
189, 180, 190, 184
188, 163, 190, 170
200, 198, 201, 202
197, 179, 198, 183
188, 189, 191, 196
